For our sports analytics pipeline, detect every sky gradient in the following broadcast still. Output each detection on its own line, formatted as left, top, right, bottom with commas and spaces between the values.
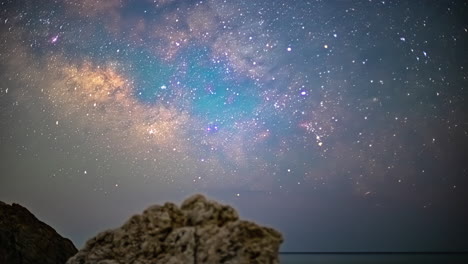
1, 0, 467, 252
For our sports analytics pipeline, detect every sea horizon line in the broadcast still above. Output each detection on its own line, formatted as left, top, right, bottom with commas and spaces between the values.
279, 251, 468, 255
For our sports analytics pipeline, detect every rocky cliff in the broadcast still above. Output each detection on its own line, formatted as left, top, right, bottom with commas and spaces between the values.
0, 201, 78, 264
67, 194, 283, 264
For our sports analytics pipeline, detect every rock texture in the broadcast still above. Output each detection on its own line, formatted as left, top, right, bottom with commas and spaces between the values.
67, 194, 283, 264
0, 201, 78, 264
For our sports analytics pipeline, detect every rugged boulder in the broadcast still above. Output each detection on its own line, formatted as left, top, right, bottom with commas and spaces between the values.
0, 201, 78, 264
67, 194, 283, 264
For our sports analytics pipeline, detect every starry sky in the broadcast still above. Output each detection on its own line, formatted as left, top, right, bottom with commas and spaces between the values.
0, 0, 467, 252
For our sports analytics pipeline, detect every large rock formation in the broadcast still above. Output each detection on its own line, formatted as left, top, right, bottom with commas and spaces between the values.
0, 201, 78, 264
67, 194, 283, 264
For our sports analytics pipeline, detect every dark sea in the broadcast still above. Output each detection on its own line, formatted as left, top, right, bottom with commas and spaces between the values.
279, 253, 468, 264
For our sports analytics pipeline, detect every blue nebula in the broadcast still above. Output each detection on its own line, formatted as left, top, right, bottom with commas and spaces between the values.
180, 47, 260, 128
129, 46, 261, 130
130, 50, 175, 104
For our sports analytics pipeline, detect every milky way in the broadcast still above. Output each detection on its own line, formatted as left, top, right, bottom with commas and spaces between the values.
1, 0, 467, 251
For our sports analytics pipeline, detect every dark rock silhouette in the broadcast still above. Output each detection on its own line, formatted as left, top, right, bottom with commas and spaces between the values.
0, 201, 77, 264
67, 194, 283, 264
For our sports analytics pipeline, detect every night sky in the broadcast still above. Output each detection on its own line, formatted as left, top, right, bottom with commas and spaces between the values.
1, 0, 467, 252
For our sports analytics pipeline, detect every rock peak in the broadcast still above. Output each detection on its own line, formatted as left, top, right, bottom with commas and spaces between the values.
181, 194, 239, 227
68, 194, 282, 264
0, 201, 78, 264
